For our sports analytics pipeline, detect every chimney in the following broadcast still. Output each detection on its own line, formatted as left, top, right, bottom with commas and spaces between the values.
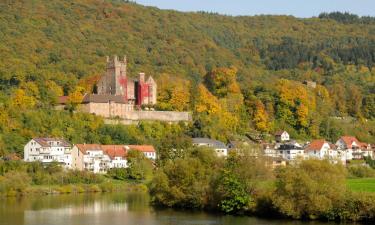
106, 56, 109, 62
139, 72, 145, 83
114, 55, 119, 62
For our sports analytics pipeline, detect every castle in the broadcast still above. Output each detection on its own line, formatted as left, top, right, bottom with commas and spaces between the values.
57, 56, 190, 123
96, 56, 157, 106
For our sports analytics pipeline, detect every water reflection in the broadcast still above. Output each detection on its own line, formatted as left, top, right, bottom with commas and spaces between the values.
0, 193, 342, 225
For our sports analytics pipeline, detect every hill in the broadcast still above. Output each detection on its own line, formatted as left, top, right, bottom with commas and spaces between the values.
0, 0, 374, 155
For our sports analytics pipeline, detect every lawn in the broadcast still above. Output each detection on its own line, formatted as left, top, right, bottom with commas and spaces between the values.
347, 178, 375, 193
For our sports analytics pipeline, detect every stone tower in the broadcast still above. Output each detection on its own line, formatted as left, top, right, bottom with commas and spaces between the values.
97, 56, 127, 96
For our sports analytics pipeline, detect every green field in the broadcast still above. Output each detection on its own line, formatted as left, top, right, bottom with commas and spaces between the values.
347, 178, 375, 192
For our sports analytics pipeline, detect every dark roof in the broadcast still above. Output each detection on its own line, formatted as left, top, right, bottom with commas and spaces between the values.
192, 138, 227, 149
33, 138, 71, 147
82, 94, 127, 104
275, 130, 288, 136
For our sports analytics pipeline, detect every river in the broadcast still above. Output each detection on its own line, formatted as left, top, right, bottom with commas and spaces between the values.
0, 192, 340, 225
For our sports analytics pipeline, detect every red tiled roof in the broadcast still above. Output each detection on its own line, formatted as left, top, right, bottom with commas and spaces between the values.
58, 96, 69, 104
305, 139, 328, 152
339, 136, 360, 149
101, 145, 127, 159
126, 145, 155, 152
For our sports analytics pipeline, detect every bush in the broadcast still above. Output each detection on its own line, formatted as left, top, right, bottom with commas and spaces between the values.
348, 166, 375, 178
272, 160, 347, 219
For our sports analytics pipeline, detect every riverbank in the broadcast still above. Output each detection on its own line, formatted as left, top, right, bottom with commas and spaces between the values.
0, 180, 147, 198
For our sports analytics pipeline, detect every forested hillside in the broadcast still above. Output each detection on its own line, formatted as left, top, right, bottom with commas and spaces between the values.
0, 0, 374, 155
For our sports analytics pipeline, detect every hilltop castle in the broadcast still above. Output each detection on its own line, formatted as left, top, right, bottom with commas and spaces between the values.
96, 56, 157, 106
58, 56, 190, 123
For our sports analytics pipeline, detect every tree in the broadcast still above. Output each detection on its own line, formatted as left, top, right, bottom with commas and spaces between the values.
273, 160, 347, 219
253, 100, 270, 132
204, 67, 241, 98
126, 150, 153, 181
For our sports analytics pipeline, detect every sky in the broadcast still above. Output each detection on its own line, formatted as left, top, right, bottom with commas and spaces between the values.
135, 0, 375, 18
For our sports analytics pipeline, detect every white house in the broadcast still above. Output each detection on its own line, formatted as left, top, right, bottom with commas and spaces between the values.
275, 131, 290, 142
276, 141, 304, 161
24, 138, 72, 169
71, 144, 156, 173
336, 136, 362, 160
305, 139, 340, 162
192, 138, 228, 157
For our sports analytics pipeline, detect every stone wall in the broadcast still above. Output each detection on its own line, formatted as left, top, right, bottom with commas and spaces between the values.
123, 111, 191, 122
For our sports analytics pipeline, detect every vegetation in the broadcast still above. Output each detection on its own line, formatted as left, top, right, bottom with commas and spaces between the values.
0, 1, 374, 158
0, 160, 146, 197
149, 148, 375, 221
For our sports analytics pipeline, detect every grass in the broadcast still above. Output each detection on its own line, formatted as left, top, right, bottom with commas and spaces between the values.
347, 178, 375, 193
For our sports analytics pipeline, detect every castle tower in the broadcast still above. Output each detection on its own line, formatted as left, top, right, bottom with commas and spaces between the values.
97, 55, 127, 96
146, 76, 157, 105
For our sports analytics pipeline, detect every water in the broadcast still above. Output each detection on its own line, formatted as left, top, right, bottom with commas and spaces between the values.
0, 192, 339, 225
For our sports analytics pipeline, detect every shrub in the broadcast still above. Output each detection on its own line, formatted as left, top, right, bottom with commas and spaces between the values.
348, 166, 375, 178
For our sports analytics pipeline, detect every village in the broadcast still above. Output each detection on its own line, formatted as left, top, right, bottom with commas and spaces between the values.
14, 55, 375, 173
21, 131, 374, 174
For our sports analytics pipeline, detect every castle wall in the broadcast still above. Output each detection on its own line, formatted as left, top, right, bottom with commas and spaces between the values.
122, 111, 191, 122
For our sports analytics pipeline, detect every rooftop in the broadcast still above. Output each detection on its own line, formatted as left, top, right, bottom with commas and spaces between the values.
192, 138, 227, 149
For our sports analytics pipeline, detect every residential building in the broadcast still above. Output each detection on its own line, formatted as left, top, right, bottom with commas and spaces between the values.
24, 138, 72, 169
192, 138, 228, 157
336, 136, 361, 160
72, 144, 112, 173
275, 130, 290, 142
276, 141, 304, 161
71, 144, 156, 173
305, 139, 340, 162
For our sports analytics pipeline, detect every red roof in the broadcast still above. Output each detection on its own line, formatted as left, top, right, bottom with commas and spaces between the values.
126, 145, 155, 152
339, 136, 360, 149
75, 144, 155, 156
58, 96, 69, 104
101, 145, 127, 159
305, 139, 328, 152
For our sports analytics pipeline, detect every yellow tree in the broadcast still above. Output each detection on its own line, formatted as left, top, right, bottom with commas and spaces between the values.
11, 89, 36, 109
205, 66, 241, 98
253, 100, 269, 132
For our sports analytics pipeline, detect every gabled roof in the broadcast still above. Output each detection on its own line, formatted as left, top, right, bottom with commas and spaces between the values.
101, 145, 127, 159
339, 136, 360, 148
33, 138, 71, 148
305, 139, 329, 152
192, 138, 227, 149
275, 130, 288, 136
75, 144, 102, 154
126, 145, 155, 152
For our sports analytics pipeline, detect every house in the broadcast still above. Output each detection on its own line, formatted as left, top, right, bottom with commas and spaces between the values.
305, 139, 340, 162
275, 130, 290, 142
336, 136, 362, 160
71, 144, 156, 173
263, 143, 278, 158
24, 138, 72, 169
192, 138, 228, 157
276, 141, 304, 161
125, 145, 157, 160
72, 144, 112, 173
